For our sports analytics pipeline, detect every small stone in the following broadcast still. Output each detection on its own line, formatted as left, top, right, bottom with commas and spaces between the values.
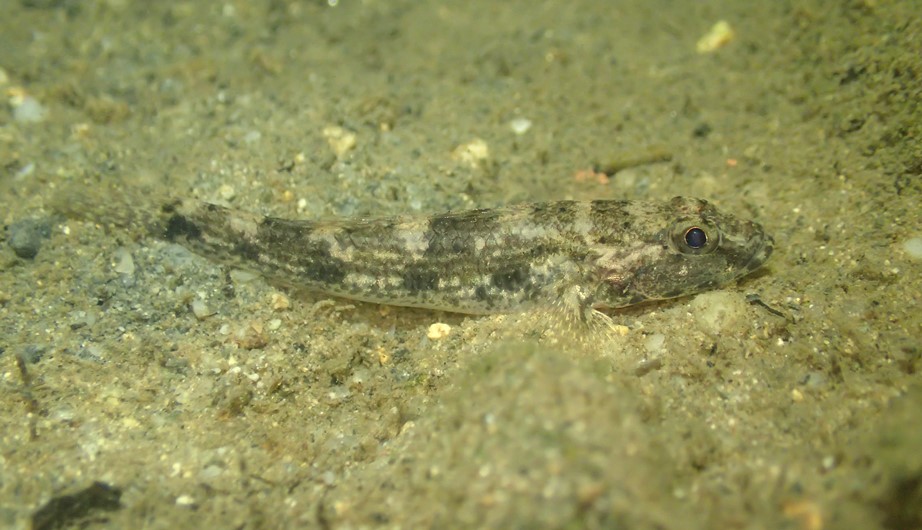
348, 368, 370, 390
229, 269, 258, 283
509, 117, 532, 135
322, 125, 357, 157
234, 322, 268, 350
377, 349, 390, 365
9, 88, 47, 123
7, 217, 52, 259
77, 344, 107, 362
451, 138, 489, 168
190, 299, 215, 320
804, 371, 826, 389
326, 385, 351, 402
175, 494, 196, 507
218, 184, 236, 201
902, 236, 922, 261
200, 465, 223, 480
270, 292, 290, 311
112, 248, 135, 275
689, 291, 747, 335
20, 344, 46, 364
696, 20, 735, 54
69, 310, 97, 330
427, 322, 452, 340
643, 333, 666, 354
14, 162, 35, 181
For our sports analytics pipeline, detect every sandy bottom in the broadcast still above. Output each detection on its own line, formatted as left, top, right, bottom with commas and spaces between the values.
1, 1, 920, 529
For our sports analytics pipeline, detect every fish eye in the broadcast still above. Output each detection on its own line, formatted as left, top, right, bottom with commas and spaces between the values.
684, 227, 708, 249
671, 221, 718, 255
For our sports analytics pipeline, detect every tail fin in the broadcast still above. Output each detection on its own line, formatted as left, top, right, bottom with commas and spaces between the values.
48, 184, 172, 240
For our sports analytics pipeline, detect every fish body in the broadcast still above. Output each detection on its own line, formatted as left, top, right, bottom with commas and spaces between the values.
161, 197, 772, 318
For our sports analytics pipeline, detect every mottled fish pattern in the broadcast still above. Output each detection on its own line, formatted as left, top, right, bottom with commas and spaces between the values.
160, 197, 772, 320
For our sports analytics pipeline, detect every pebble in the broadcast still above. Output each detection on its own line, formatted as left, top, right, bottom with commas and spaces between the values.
696, 20, 735, 54
9, 89, 47, 123
20, 344, 47, 364
902, 237, 922, 261
113, 248, 136, 275
229, 269, 258, 283
77, 344, 107, 362
70, 310, 97, 330
14, 162, 35, 181
451, 138, 489, 168
218, 184, 236, 201
190, 299, 216, 320
689, 291, 747, 335
7, 217, 52, 259
348, 368, 370, 390
509, 117, 532, 135
427, 322, 452, 340
270, 292, 290, 311
643, 333, 666, 354
322, 125, 357, 157
175, 495, 197, 508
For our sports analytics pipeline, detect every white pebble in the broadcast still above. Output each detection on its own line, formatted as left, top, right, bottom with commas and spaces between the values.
644, 333, 666, 354
509, 117, 532, 135
14, 162, 35, 181
199, 465, 223, 480
451, 138, 489, 168
113, 248, 135, 275
902, 237, 922, 261
349, 368, 370, 389
689, 291, 747, 335
322, 125, 357, 157
191, 299, 215, 320
327, 385, 351, 402
229, 269, 258, 283
218, 184, 236, 200
696, 20, 735, 54
175, 494, 196, 507
427, 322, 452, 340
12, 95, 46, 123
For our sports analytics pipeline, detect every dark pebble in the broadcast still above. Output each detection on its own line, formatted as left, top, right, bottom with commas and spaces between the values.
692, 122, 713, 138
7, 217, 53, 259
21, 344, 47, 363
